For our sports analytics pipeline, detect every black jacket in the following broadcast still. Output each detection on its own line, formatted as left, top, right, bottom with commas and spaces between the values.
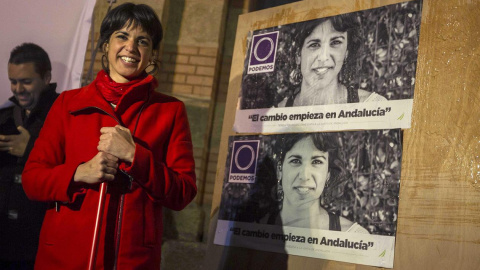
0, 83, 58, 261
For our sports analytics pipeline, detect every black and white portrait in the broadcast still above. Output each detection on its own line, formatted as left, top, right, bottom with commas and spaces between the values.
239, 0, 422, 109
219, 129, 402, 236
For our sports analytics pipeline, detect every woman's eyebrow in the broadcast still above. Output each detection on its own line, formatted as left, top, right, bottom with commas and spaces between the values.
115, 30, 129, 35
306, 34, 345, 43
138, 35, 152, 41
306, 38, 321, 44
311, 154, 327, 160
287, 154, 302, 159
331, 35, 346, 40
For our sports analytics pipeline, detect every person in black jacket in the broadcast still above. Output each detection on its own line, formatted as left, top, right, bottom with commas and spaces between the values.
0, 43, 59, 270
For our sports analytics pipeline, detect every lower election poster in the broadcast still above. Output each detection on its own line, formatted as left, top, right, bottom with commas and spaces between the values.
214, 130, 402, 268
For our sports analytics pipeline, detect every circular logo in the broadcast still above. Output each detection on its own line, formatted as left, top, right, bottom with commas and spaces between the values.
253, 37, 274, 62
234, 144, 255, 171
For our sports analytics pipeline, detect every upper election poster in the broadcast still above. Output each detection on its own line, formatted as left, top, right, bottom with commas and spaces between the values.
214, 130, 402, 268
234, 0, 422, 133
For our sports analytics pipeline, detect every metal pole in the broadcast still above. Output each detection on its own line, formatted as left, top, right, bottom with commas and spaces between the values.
88, 182, 107, 270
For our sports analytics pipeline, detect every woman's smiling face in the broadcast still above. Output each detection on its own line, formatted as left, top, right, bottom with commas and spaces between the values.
106, 23, 154, 83
299, 19, 348, 90
281, 136, 329, 210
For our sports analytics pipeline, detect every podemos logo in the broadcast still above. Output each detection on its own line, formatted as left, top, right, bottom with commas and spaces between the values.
247, 31, 279, 74
229, 140, 260, 183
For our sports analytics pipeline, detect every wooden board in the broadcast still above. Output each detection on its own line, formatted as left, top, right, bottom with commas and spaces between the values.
204, 0, 480, 269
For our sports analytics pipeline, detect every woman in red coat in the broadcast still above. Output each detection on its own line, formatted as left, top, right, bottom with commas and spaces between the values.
22, 3, 197, 269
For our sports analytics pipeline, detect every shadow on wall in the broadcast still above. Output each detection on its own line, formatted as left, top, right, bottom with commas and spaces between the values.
201, 73, 289, 270
160, 0, 190, 245
203, 208, 288, 270
159, 0, 185, 94
163, 0, 185, 47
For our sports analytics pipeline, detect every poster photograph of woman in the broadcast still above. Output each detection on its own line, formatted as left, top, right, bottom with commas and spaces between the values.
233, 0, 422, 133
214, 130, 402, 267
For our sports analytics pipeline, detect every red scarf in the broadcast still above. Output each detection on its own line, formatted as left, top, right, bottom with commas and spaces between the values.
95, 70, 151, 105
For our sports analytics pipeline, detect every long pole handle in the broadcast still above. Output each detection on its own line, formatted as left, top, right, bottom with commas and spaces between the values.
88, 182, 107, 270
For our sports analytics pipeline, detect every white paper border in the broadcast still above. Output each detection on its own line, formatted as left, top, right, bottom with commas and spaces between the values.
234, 99, 412, 133
214, 220, 395, 268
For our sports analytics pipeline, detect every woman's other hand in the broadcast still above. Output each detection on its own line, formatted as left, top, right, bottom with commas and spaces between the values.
98, 125, 135, 163
74, 152, 119, 184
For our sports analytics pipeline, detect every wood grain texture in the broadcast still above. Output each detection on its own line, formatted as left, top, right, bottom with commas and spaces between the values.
205, 0, 480, 269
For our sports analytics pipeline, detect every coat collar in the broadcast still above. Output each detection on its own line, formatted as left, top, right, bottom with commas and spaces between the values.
67, 71, 157, 116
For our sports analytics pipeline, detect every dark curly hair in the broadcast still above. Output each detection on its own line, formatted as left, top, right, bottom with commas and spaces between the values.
99, 3, 163, 51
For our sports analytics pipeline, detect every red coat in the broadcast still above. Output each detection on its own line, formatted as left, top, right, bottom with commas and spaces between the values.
22, 72, 197, 269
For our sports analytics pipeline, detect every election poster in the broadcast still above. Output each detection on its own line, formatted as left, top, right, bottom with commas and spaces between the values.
214, 130, 403, 268
233, 0, 423, 133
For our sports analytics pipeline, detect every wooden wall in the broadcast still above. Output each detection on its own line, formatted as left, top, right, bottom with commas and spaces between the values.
204, 0, 480, 269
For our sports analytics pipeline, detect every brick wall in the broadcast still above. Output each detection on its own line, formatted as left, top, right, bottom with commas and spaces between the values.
157, 44, 223, 205
159, 45, 218, 98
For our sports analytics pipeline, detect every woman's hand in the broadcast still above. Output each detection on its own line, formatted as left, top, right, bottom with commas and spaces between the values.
97, 125, 136, 163
74, 152, 118, 184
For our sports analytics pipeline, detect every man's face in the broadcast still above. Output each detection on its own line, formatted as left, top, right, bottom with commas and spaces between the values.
8, 62, 50, 111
